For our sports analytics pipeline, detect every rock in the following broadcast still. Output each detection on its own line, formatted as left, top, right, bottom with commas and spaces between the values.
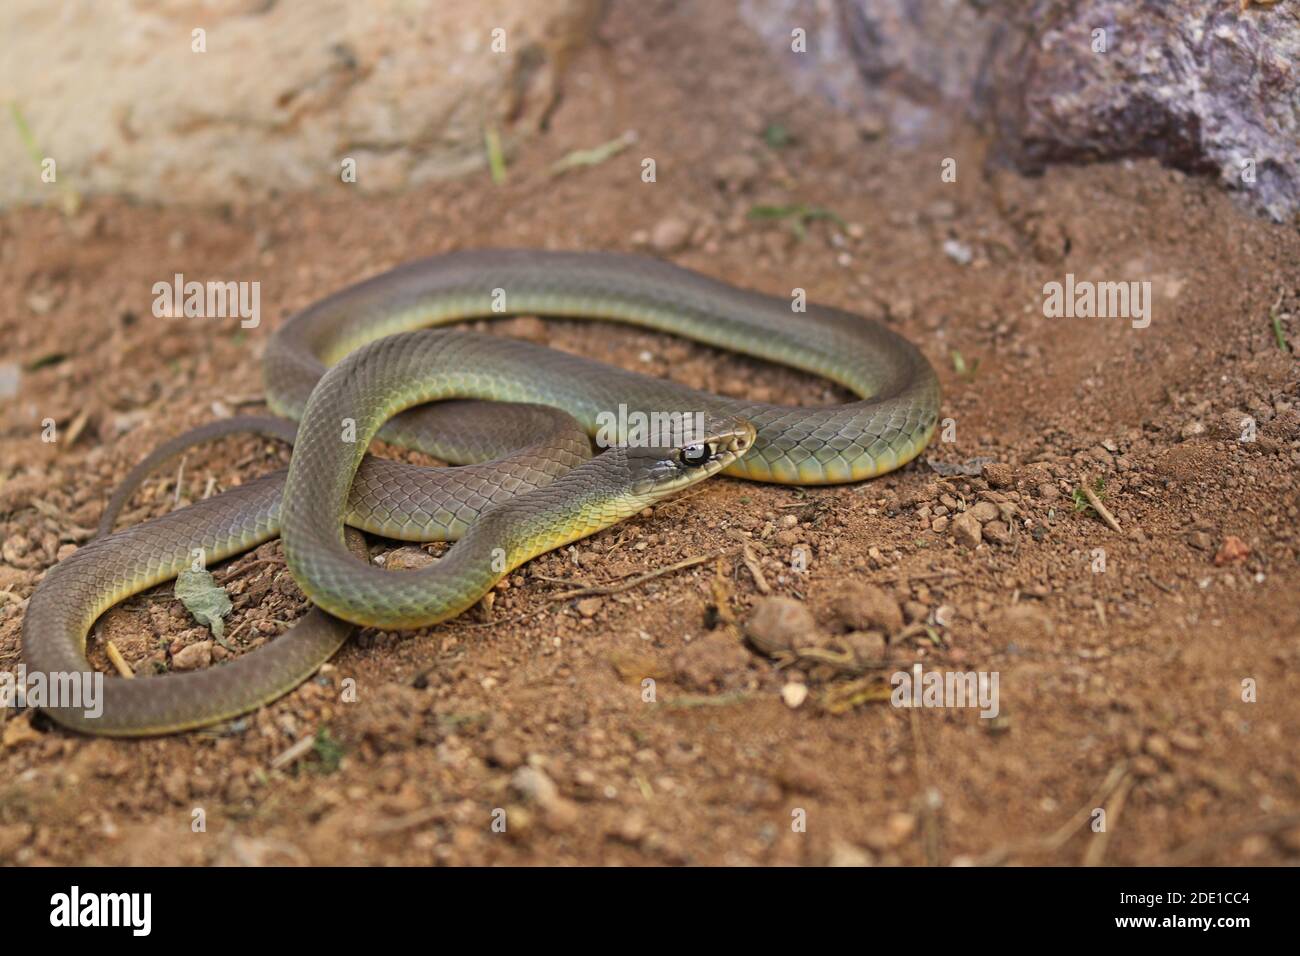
0, 363, 19, 400
827, 840, 875, 867
651, 216, 691, 253
745, 597, 818, 656
673, 632, 753, 691
930, 516, 949, 533
903, 601, 929, 624
970, 501, 1000, 523
1239, 834, 1271, 859
982, 520, 1012, 545
1130, 755, 1160, 778
162, 769, 190, 803
509, 765, 578, 830
1036, 482, 1060, 500
773, 529, 801, 547
866, 811, 917, 850
774, 756, 829, 795
611, 811, 649, 846
1181, 421, 1207, 440
487, 739, 524, 769
781, 682, 808, 708
509, 766, 559, 805
1, 714, 41, 748
385, 546, 435, 570
983, 462, 1015, 488
844, 630, 887, 663
741, 0, 1300, 220
502, 315, 547, 343
1214, 535, 1250, 566
1144, 735, 1172, 761
575, 597, 603, 618
942, 238, 973, 265
984, 0, 1300, 222
0, 0, 604, 205
830, 583, 903, 635
216, 835, 309, 867
712, 153, 761, 193
171, 640, 213, 671
951, 510, 982, 548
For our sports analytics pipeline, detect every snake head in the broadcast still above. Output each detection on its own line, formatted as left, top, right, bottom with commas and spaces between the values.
620, 415, 756, 501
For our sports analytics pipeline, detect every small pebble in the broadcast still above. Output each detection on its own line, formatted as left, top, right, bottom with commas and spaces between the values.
942, 239, 973, 265
745, 597, 817, 656
982, 521, 1012, 545
831, 583, 903, 634
651, 217, 691, 253
781, 682, 808, 709
1214, 535, 1250, 566
172, 641, 213, 671
951, 511, 982, 548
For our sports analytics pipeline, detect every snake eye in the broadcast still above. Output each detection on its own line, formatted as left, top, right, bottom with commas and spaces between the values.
681, 442, 711, 467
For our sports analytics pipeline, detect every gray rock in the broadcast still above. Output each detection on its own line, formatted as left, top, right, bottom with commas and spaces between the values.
739, 0, 1300, 220
985, 0, 1300, 222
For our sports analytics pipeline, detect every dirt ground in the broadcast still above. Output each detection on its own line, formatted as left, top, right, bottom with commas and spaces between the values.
1, 1, 1297, 866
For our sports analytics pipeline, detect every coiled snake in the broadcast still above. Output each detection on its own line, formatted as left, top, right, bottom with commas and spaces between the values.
21, 250, 939, 735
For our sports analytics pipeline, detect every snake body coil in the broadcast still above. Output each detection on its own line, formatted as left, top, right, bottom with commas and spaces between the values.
22, 250, 939, 735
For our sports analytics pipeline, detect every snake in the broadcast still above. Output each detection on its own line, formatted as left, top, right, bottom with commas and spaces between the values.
20, 250, 940, 735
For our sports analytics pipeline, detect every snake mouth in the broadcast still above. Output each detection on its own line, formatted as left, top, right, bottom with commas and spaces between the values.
684, 416, 755, 471
725, 425, 754, 455
714, 423, 755, 466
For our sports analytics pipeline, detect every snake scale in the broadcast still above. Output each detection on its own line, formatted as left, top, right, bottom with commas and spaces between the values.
20, 250, 940, 735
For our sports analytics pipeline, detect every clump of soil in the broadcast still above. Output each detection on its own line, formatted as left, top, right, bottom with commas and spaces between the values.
0, 1, 1296, 865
